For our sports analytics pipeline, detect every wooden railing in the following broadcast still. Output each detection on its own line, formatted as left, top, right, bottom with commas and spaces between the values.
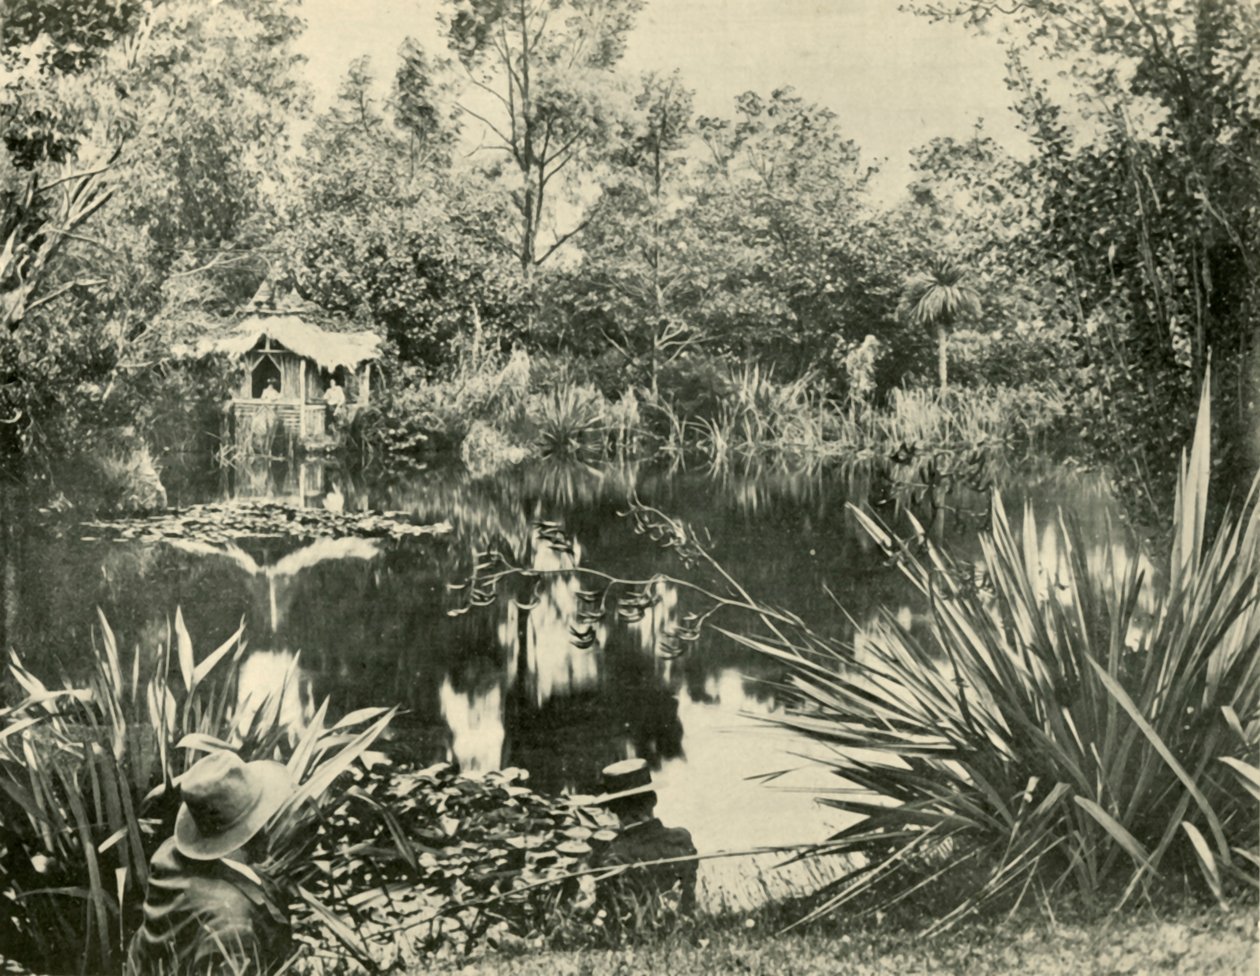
232, 399, 363, 441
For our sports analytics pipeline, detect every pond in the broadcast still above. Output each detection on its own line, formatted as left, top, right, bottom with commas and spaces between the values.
1, 452, 1135, 911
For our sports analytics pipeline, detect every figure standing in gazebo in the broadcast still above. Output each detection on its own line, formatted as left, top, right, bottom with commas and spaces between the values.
323, 377, 346, 429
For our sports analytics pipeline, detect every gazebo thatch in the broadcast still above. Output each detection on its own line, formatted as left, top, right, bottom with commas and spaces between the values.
198, 315, 381, 372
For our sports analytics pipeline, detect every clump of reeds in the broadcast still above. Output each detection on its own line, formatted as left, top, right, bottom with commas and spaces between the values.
530, 383, 607, 459
690, 365, 833, 468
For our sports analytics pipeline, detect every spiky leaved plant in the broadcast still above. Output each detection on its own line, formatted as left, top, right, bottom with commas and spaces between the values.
900, 258, 982, 392
734, 373, 1259, 929
0, 610, 394, 974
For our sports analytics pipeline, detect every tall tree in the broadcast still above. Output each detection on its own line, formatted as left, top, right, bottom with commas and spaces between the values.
562, 71, 698, 392
912, 0, 1260, 504
287, 57, 526, 374
441, 0, 645, 275
686, 88, 906, 382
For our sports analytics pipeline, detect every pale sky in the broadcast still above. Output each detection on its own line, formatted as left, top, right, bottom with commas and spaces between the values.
294, 0, 1023, 197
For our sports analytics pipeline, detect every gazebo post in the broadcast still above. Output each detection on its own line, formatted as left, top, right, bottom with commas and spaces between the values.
299, 358, 307, 438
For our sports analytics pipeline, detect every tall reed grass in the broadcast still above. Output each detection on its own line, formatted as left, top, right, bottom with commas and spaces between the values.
731, 375, 1258, 928
0, 610, 394, 973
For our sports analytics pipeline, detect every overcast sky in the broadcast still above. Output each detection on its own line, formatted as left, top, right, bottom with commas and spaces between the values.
294, 0, 1023, 197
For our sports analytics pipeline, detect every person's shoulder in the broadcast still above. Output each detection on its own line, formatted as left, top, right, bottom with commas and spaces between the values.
657, 824, 696, 855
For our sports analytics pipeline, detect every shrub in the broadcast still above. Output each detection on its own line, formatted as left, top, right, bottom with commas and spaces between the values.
90, 437, 168, 512
529, 384, 607, 459
366, 349, 534, 458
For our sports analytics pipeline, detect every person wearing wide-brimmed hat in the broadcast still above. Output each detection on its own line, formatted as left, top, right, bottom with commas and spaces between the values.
589, 758, 697, 921
125, 752, 294, 976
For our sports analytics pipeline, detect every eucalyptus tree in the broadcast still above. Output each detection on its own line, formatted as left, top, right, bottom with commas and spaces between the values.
441, 0, 645, 277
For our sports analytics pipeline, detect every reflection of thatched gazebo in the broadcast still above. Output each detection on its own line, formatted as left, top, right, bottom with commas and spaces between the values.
200, 280, 381, 441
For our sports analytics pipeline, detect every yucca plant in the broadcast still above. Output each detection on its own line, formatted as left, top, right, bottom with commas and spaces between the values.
734, 374, 1259, 929
0, 610, 394, 974
532, 383, 607, 459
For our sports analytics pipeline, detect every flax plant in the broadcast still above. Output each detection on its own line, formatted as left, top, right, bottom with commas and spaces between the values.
0, 610, 394, 974
733, 377, 1259, 928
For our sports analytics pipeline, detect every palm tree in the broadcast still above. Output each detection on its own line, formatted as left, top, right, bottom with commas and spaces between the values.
901, 258, 982, 391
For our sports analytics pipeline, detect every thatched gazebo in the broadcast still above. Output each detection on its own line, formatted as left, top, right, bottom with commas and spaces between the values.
200, 280, 381, 442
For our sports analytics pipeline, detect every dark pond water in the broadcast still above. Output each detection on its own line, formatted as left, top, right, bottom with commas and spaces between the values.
2, 453, 1137, 910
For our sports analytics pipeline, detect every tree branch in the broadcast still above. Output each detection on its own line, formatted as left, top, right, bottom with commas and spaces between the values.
535, 220, 590, 265
454, 101, 515, 151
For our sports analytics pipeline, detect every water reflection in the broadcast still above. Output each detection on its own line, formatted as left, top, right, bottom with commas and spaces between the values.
6, 452, 1140, 909
236, 649, 315, 741
168, 536, 382, 632
440, 674, 505, 774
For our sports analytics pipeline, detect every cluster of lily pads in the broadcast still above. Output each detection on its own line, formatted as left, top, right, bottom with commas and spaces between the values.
302, 762, 621, 968
77, 501, 452, 544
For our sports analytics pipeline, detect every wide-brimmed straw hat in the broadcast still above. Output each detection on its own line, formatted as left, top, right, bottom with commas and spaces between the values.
174, 752, 293, 861
590, 758, 657, 806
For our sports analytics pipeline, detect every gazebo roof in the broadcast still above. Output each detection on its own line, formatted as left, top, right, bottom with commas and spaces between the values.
192, 278, 381, 371
199, 316, 381, 371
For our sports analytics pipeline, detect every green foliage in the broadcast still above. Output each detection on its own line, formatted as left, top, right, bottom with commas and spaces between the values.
1, 0, 308, 469
554, 72, 702, 391
734, 380, 1259, 927
368, 349, 533, 456
685, 89, 909, 379
307, 762, 622, 965
442, 0, 645, 271
287, 56, 527, 375
912, 0, 1260, 510
690, 365, 831, 468
0, 610, 395, 973
858, 386, 1067, 456
531, 384, 607, 460
899, 257, 983, 390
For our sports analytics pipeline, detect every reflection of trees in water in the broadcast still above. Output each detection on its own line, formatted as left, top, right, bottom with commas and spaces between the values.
440, 677, 505, 774
6, 454, 1144, 797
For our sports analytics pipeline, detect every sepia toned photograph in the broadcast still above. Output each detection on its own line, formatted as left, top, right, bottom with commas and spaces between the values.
0, 1, 1257, 973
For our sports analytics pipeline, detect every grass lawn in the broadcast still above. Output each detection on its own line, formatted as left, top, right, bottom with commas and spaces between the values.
434, 901, 1258, 976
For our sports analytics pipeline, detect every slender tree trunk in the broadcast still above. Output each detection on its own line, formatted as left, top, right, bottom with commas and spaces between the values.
937, 323, 949, 392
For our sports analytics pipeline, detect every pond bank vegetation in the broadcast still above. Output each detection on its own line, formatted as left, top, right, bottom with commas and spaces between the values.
353, 347, 1071, 475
